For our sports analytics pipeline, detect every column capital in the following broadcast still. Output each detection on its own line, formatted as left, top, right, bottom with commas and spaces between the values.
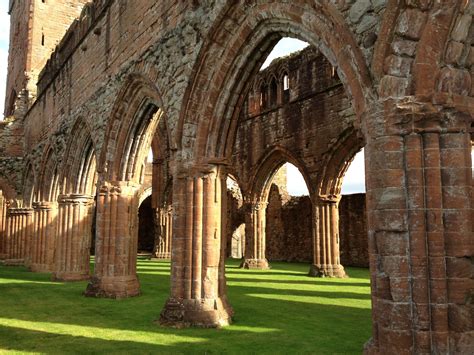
244, 199, 268, 211
176, 164, 221, 180
317, 194, 340, 204
58, 194, 94, 205
32, 201, 58, 210
7, 207, 34, 216
98, 181, 140, 196
375, 97, 471, 136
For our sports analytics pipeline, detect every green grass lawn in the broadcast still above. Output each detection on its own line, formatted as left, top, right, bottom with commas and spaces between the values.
0, 259, 372, 354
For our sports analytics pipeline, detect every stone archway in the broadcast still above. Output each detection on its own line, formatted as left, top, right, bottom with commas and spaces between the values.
160, 2, 474, 353
241, 146, 312, 271
30, 146, 60, 273
0, 179, 16, 260
137, 192, 154, 254
52, 118, 97, 281
307, 128, 365, 278
85, 73, 167, 298
162, 2, 374, 329
3, 162, 36, 266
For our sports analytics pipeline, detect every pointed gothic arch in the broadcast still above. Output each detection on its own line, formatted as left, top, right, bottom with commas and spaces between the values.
52, 117, 98, 281
86, 73, 170, 298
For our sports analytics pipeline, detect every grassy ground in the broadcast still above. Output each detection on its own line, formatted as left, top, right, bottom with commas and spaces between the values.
0, 259, 372, 354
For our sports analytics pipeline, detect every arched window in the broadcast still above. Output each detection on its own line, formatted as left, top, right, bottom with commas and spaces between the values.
270, 77, 278, 107
283, 74, 290, 91
282, 73, 290, 103
260, 83, 268, 109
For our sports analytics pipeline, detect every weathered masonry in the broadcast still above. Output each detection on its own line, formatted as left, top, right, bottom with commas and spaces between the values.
230, 46, 360, 276
0, 1, 472, 354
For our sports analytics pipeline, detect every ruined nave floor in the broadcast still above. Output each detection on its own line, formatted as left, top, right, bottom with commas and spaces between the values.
0, 259, 371, 354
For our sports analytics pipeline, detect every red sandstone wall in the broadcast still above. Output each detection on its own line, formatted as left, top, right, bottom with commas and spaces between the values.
339, 194, 368, 268
4, 0, 32, 116
266, 185, 313, 262
4, 0, 88, 116
137, 196, 154, 252
226, 184, 368, 266
231, 46, 357, 195
29, 1, 89, 87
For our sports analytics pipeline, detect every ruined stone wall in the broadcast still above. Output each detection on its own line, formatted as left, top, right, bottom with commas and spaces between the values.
0, 121, 25, 194
5, 0, 89, 116
339, 193, 368, 268
227, 182, 368, 266
137, 196, 154, 252
226, 189, 245, 259
0, 2, 472, 352
266, 191, 367, 266
265, 185, 313, 263
29, 1, 90, 94
231, 46, 356, 194
4, 0, 32, 116
18, 1, 225, 189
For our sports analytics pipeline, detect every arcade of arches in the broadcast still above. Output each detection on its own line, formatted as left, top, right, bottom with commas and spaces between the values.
0, 1, 473, 354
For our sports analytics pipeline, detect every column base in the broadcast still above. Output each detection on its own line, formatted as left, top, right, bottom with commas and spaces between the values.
159, 296, 233, 328
0, 253, 8, 260
363, 337, 379, 355
84, 275, 140, 299
2, 258, 25, 266
29, 263, 54, 273
153, 252, 171, 259
240, 258, 270, 270
52, 271, 90, 282
308, 264, 347, 278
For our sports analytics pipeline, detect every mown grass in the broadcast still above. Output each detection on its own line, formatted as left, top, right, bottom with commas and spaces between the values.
0, 258, 372, 354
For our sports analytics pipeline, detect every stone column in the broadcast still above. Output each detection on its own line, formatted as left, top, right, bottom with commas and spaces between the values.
364, 104, 473, 354
53, 194, 94, 281
4, 207, 33, 265
309, 195, 346, 277
85, 181, 140, 298
160, 165, 233, 327
153, 205, 172, 259
241, 200, 270, 269
30, 202, 58, 273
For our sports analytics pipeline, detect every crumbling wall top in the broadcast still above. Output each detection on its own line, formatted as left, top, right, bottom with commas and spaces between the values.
37, 0, 113, 95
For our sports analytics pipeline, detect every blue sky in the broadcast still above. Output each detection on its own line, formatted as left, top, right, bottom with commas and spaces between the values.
0, 2, 9, 117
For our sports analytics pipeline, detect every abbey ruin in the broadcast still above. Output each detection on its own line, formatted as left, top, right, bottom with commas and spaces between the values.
0, 1, 473, 353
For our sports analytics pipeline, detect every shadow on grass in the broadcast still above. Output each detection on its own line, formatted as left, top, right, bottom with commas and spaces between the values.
0, 324, 202, 353
227, 277, 371, 287
0, 260, 372, 353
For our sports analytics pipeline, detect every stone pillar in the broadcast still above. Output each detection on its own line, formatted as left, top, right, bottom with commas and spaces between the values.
0, 194, 8, 260
85, 182, 140, 298
309, 195, 346, 277
160, 165, 233, 327
30, 202, 58, 273
53, 194, 94, 281
240, 200, 270, 269
364, 104, 473, 354
4, 207, 33, 265
153, 205, 172, 259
